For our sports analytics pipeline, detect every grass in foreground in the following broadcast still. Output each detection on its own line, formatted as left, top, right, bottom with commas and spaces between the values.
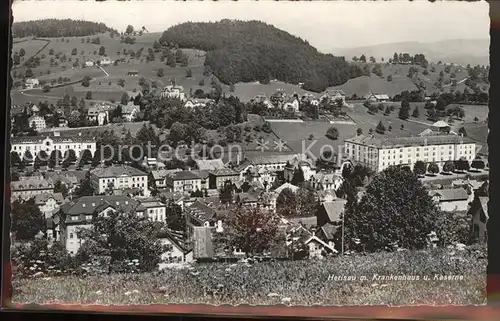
11, 248, 486, 306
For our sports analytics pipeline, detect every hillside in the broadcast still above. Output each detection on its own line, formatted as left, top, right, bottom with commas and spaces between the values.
12, 19, 117, 38
332, 39, 489, 66
159, 20, 363, 92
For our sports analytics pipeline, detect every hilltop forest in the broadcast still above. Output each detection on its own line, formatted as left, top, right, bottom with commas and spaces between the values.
159, 20, 364, 92
12, 19, 117, 38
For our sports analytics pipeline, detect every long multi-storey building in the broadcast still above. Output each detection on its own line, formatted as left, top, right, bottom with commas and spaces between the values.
90, 165, 150, 196
343, 133, 477, 172
11, 133, 97, 158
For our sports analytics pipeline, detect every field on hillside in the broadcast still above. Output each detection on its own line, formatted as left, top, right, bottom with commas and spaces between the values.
12, 38, 49, 60
233, 80, 313, 102
328, 62, 478, 97
11, 32, 220, 106
11, 247, 486, 305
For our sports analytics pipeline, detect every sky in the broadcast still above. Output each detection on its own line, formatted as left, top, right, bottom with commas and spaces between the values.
12, 0, 490, 51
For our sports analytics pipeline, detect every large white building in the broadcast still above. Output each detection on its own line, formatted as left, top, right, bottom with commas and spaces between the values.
90, 165, 149, 196
343, 134, 477, 173
11, 134, 97, 158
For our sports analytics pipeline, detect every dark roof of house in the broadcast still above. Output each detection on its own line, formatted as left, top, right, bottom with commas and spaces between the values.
11, 178, 54, 190
158, 228, 191, 253
91, 165, 147, 178
288, 216, 317, 230
59, 195, 142, 220
208, 168, 239, 176
168, 170, 202, 181
320, 222, 338, 240
187, 199, 217, 222
429, 188, 469, 202
321, 200, 347, 223
11, 135, 95, 144
34, 192, 65, 205
235, 192, 258, 204
345, 134, 475, 149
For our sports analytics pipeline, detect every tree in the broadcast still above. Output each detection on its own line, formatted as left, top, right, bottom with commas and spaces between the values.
356, 128, 363, 135
99, 46, 106, 56
10, 151, 22, 167
48, 150, 62, 170
219, 181, 234, 204
413, 160, 427, 177
25, 67, 34, 78
186, 69, 192, 78
86, 91, 92, 100
226, 205, 280, 257
412, 106, 420, 118
428, 162, 439, 175
387, 74, 393, 82
126, 25, 134, 35
54, 180, 69, 198
62, 149, 77, 169
81, 76, 91, 87
157, 68, 164, 77
78, 149, 93, 167
376, 121, 385, 134
455, 158, 470, 172
296, 187, 318, 218
443, 160, 455, 173
77, 210, 168, 273
276, 188, 298, 217
471, 158, 485, 171
458, 127, 467, 137
74, 172, 95, 197
398, 99, 410, 120
326, 126, 339, 140
71, 48, 78, 55
164, 199, 185, 232
369, 56, 376, 63
383, 106, 391, 115
341, 166, 439, 252
359, 54, 366, 62
291, 167, 305, 186
120, 92, 130, 105
11, 199, 45, 240
19, 48, 26, 57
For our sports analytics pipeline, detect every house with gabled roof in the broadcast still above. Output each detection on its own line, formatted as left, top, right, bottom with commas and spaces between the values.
284, 156, 317, 182
364, 92, 390, 102
158, 229, 194, 264
310, 171, 344, 192
428, 187, 472, 212
54, 195, 145, 254
319, 89, 346, 105
121, 101, 140, 122
11, 177, 54, 201
470, 196, 488, 244
34, 192, 65, 219
316, 199, 347, 227
165, 170, 202, 193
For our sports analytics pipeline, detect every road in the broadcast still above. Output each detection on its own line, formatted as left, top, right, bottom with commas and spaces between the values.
442, 77, 469, 88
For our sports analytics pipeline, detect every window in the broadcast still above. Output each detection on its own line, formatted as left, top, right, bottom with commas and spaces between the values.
69, 233, 74, 239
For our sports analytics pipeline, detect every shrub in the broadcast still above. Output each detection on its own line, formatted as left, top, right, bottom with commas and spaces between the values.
326, 126, 339, 140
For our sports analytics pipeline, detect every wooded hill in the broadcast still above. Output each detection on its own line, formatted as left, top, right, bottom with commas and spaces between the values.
12, 19, 117, 38
159, 20, 363, 92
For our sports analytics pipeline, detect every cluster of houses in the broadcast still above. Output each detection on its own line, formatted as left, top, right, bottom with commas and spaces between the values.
10, 124, 489, 263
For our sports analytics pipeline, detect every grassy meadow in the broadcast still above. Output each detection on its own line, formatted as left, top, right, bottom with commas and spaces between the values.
11, 247, 486, 306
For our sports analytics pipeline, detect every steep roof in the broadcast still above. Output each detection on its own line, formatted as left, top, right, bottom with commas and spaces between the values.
274, 182, 299, 194
432, 120, 450, 128
429, 188, 469, 202
151, 168, 182, 181
59, 195, 142, 222
195, 159, 225, 171
12, 178, 54, 190
169, 170, 202, 181
321, 199, 347, 223
187, 199, 217, 222
209, 168, 239, 176
288, 216, 318, 230
479, 197, 489, 219
91, 165, 147, 178
34, 192, 64, 205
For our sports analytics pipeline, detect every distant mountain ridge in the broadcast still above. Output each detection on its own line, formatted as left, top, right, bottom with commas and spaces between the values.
331, 39, 489, 66
12, 19, 117, 38
159, 20, 364, 92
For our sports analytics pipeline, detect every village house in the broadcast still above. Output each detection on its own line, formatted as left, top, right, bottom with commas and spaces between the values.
34, 192, 65, 219
270, 89, 287, 108
243, 167, 277, 190
428, 187, 472, 212
150, 168, 183, 189
57, 116, 68, 128
233, 153, 306, 180
87, 103, 113, 126
127, 70, 139, 76
184, 98, 215, 109
158, 229, 194, 264
43, 172, 80, 195
141, 156, 166, 170
90, 165, 149, 196
252, 94, 275, 109
191, 170, 210, 191
138, 198, 167, 222
283, 97, 300, 113
319, 89, 347, 105
235, 192, 259, 207
160, 85, 185, 101
165, 171, 203, 193
28, 115, 46, 131
364, 92, 390, 102
316, 198, 348, 227
343, 134, 477, 173
469, 196, 488, 243
310, 171, 344, 192
11, 177, 54, 200
85, 60, 95, 67
208, 168, 240, 190
99, 56, 112, 66
54, 195, 144, 254
284, 157, 317, 182
25, 78, 40, 89
121, 101, 140, 122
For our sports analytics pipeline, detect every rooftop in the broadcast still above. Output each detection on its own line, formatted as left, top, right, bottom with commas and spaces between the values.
169, 170, 202, 181
195, 159, 225, 171
12, 178, 54, 190
322, 199, 348, 223
91, 165, 147, 178
59, 195, 142, 219
209, 168, 239, 176
345, 134, 474, 149
429, 188, 469, 202
34, 192, 64, 205
11, 135, 95, 144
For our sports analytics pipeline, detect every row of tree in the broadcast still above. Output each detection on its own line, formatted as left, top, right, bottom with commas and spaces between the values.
12, 19, 117, 38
